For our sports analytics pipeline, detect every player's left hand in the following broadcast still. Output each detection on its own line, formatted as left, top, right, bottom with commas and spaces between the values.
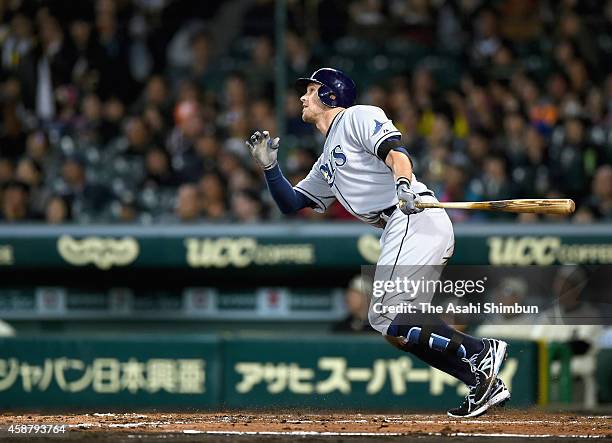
396, 178, 423, 215
246, 130, 280, 170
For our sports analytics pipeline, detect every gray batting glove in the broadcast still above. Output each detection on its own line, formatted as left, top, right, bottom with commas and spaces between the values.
246, 130, 280, 170
396, 178, 423, 215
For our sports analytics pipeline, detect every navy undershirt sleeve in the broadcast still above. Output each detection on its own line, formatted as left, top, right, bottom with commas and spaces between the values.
263, 164, 315, 214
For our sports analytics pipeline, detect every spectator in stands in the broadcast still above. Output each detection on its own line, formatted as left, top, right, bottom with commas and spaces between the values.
395, 104, 426, 164
585, 86, 607, 136
142, 147, 177, 190
348, 0, 386, 40
69, 14, 107, 95
424, 110, 453, 150
0, 158, 14, 186
512, 126, 550, 198
333, 275, 375, 333
181, 31, 218, 92
124, 116, 153, 156
547, 72, 571, 108
112, 196, 139, 223
166, 100, 205, 183
231, 189, 264, 223
470, 8, 502, 66
219, 72, 248, 131
249, 99, 276, 140
489, 45, 519, 81
285, 31, 314, 79
100, 96, 126, 143
0, 78, 27, 161
174, 183, 202, 223
445, 89, 470, 138
439, 153, 479, 223
470, 156, 513, 219
421, 143, 449, 197
557, 12, 599, 75
285, 147, 317, 185
58, 154, 112, 221
45, 194, 71, 224
223, 114, 252, 160
241, 0, 275, 37
498, 111, 526, 165
388, 77, 413, 117
2, 12, 34, 74
75, 93, 104, 145
18, 14, 75, 120
349, 0, 385, 27
284, 90, 314, 138
24, 131, 50, 165
412, 66, 435, 111
1, 180, 32, 222
142, 105, 167, 143
572, 206, 595, 224
95, 5, 133, 101
586, 165, 612, 221
0, 0, 609, 225
194, 133, 220, 170
363, 84, 388, 110
246, 36, 274, 100
465, 130, 491, 175
466, 84, 497, 133
199, 171, 227, 220
550, 117, 588, 199
132, 75, 172, 119
15, 157, 45, 216
217, 151, 243, 184
228, 167, 258, 195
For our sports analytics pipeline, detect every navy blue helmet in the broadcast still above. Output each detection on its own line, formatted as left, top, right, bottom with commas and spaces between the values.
295, 68, 357, 108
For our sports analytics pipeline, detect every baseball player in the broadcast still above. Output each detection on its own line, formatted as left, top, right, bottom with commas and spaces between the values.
246, 68, 510, 417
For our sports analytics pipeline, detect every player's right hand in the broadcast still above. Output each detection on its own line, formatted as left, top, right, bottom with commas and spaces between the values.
246, 130, 280, 170
396, 179, 423, 215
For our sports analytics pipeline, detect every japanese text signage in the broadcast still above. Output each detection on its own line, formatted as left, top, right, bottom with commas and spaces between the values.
223, 337, 535, 409
0, 337, 219, 409
0, 336, 536, 410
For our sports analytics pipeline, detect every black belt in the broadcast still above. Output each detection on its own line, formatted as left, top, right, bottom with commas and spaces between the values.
381, 190, 435, 217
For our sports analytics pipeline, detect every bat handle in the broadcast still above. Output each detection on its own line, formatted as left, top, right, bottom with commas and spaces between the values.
415, 202, 440, 209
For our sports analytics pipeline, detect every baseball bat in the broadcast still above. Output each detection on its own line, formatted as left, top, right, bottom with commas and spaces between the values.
414, 199, 575, 215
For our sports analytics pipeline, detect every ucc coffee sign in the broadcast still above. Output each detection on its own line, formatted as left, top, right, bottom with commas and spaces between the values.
487, 236, 612, 265
185, 237, 315, 268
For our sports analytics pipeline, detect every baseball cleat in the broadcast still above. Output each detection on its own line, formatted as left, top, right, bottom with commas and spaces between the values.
447, 378, 511, 418
462, 338, 508, 405
486, 377, 511, 409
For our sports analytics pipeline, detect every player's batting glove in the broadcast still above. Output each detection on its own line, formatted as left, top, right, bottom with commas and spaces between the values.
396, 177, 424, 215
246, 130, 280, 170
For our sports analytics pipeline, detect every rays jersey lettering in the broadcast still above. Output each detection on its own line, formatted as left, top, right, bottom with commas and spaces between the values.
295, 105, 430, 225
319, 145, 347, 185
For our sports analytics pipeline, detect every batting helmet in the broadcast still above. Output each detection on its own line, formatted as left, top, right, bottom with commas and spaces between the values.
295, 68, 357, 108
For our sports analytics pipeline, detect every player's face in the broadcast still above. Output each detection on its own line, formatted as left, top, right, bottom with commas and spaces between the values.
300, 83, 325, 123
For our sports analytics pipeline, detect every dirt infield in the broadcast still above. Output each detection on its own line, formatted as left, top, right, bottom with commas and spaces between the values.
0, 411, 610, 442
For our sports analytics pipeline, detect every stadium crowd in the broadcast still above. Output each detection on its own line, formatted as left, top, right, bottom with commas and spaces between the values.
0, 0, 610, 224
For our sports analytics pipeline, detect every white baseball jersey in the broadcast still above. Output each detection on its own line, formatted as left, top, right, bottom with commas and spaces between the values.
295, 105, 430, 225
